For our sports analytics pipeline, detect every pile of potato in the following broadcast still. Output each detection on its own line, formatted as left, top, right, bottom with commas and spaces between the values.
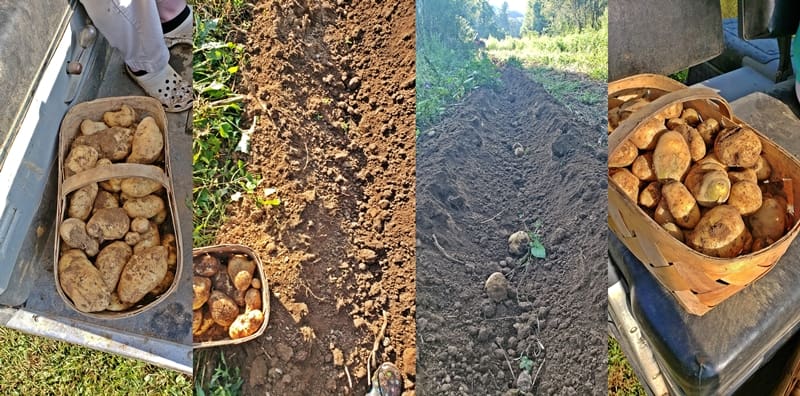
58, 105, 177, 313
193, 253, 265, 342
609, 91, 792, 258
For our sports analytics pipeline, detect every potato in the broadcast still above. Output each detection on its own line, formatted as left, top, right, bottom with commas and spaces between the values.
653, 131, 691, 182
687, 205, 749, 258
659, 102, 683, 120
666, 117, 686, 130
149, 270, 174, 296
728, 168, 758, 185
127, 116, 163, 164
212, 268, 246, 306
631, 153, 656, 181
107, 292, 134, 312
753, 156, 772, 181
610, 168, 640, 203
609, 140, 638, 168
245, 288, 262, 312
192, 310, 203, 334
662, 222, 685, 243
681, 108, 701, 126
229, 309, 265, 340
194, 254, 220, 277
59, 218, 99, 256
80, 119, 108, 135
677, 125, 706, 162
103, 104, 135, 128
697, 118, 721, 145
73, 127, 133, 161
162, 234, 177, 271
749, 196, 787, 241
228, 255, 256, 292
728, 181, 762, 216
65, 145, 99, 175
123, 194, 165, 219
684, 163, 730, 207
194, 307, 216, 336
93, 190, 119, 212
86, 207, 130, 241
130, 217, 150, 234
58, 249, 89, 276
208, 290, 239, 327
714, 126, 762, 168
125, 231, 142, 246
639, 182, 662, 209
68, 183, 99, 221
117, 245, 168, 304
121, 177, 163, 198
96, 241, 132, 290
654, 197, 676, 225
193, 276, 212, 310
629, 117, 666, 150
251, 278, 262, 289
60, 255, 110, 312
662, 182, 701, 229
134, 221, 161, 253
152, 208, 168, 225
698, 153, 726, 169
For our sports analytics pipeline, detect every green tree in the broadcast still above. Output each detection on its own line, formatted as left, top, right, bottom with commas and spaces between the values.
496, 2, 511, 34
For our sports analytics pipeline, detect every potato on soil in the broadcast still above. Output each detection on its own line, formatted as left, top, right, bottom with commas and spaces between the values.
123, 194, 165, 219
728, 168, 758, 185
697, 118, 721, 145
609, 140, 638, 168
245, 288, 262, 312
208, 290, 239, 327
662, 182, 701, 229
65, 145, 99, 175
193, 276, 212, 310
195, 254, 220, 277
485, 272, 509, 302
127, 116, 163, 164
610, 168, 640, 203
59, 255, 110, 313
639, 182, 662, 209
68, 183, 99, 221
117, 245, 168, 304
228, 255, 256, 291
86, 207, 130, 241
96, 241, 132, 291
121, 177, 163, 198
687, 205, 750, 258
507, 231, 530, 257
80, 119, 108, 135
103, 104, 135, 128
662, 222, 685, 243
59, 218, 99, 256
753, 156, 772, 181
728, 181, 763, 216
229, 309, 265, 340
654, 197, 676, 225
630, 117, 666, 150
684, 164, 730, 207
149, 270, 174, 296
749, 196, 787, 241
653, 131, 691, 181
73, 127, 133, 161
631, 153, 656, 181
714, 126, 762, 168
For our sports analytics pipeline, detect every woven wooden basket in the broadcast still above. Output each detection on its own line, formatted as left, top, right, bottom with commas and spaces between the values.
54, 96, 183, 319
608, 81, 800, 316
193, 244, 270, 348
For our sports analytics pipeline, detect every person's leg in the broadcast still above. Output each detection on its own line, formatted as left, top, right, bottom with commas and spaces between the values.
80, 0, 168, 74
157, 0, 193, 47
155, 0, 186, 23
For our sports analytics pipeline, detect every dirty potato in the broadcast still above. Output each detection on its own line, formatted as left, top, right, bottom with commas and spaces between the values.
121, 177, 163, 198
68, 183, 99, 221
65, 145, 99, 175
639, 181, 662, 209
610, 168, 640, 203
60, 255, 111, 312
687, 205, 750, 258
195, 254, 221, 277
193, 276, 212, 310
609, 140, 639, 168
749, 196, 787, 241
86, 207, 130, 241
662, 182, 701, 229
73, 127, 133, 161
96, 241, 133, 291
684, 163, 730, 207
631, 153, 656, 182
59, 218, 99, 256
728, 181, 763, 216
714, 126, 762, 168
208, 290, 239, 327
228, 255, 256, 292
653, 131, 691, 182
117, 245, 168, 304
127, 116, 163, 164
228, 309, 265, 340
123, 194, 165, 219
103, 104, 136, 128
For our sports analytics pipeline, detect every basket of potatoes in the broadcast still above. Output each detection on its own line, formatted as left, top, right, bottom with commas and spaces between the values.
608, 77, 800, 316
55, 96, 182, 318
193, 245, 269, 347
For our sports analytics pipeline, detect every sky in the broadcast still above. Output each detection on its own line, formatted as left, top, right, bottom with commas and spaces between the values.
487, 0, 527, 14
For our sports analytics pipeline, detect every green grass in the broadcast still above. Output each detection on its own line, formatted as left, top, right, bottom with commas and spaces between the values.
721, 0, 737, 18
608, 337, 646, 396
416, 36, 501, 130
191, 1, 272, 247
0, 327, 190, 395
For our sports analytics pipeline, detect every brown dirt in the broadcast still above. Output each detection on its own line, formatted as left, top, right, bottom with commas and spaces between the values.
205, 0, 416, 394
415, 67, 607, 395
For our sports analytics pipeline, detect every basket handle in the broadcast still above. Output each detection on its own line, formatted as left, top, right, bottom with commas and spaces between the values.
609, 87, 733, 153
608, 73, 689, 98
61, 163, 169, 196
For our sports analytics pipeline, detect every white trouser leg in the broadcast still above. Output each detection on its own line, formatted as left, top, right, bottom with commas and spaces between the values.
79, 0, 169, 73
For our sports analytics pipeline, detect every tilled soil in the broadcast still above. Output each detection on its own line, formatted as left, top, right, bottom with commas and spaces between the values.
415, 67, 607, 395
204, 0, 416, 394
